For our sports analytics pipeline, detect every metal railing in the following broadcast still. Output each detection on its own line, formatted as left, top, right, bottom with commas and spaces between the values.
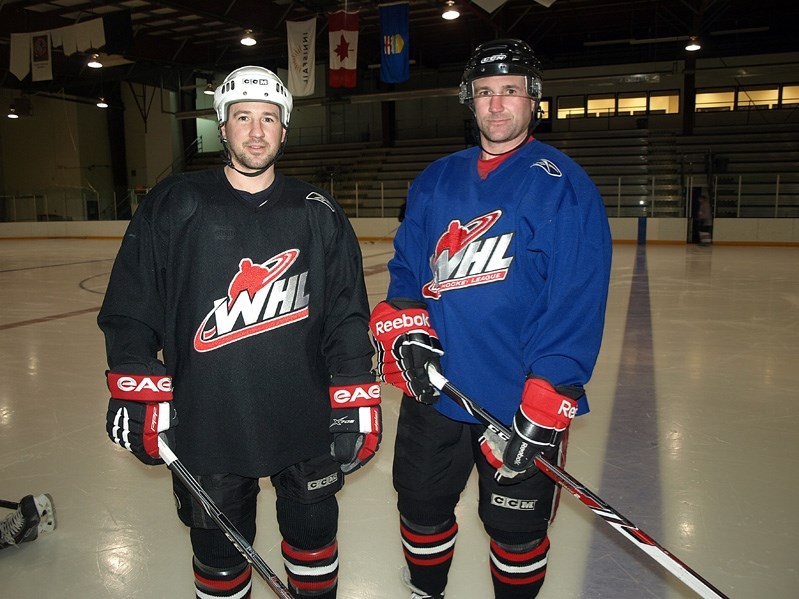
2, 172, 796, 222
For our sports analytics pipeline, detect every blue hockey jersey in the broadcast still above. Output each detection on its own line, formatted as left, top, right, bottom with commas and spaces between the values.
387, 140, 612, 425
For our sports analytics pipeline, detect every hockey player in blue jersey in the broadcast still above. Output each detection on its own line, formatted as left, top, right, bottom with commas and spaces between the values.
370, 39, 612, 598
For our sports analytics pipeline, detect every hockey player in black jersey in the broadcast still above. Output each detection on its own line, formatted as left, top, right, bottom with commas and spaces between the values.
99, 66, 379, 598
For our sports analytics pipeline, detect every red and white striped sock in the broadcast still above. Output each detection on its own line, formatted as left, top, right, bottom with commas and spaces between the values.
281, 538, 338, 598
489, 536, 550, 599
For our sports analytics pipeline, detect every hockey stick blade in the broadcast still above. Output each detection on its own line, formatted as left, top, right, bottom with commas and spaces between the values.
426, 366, 730, 599
157, 434, 294, 599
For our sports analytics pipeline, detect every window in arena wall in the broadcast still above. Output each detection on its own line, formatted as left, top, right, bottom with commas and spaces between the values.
780, 84, 799, 107
696, 88, 734, 112
557, 95, 585, 119
618, 93, 647, 115
586, 94, 615, 117
737, 86, 779, 109
539, 98, 551, 120
649, 91, 679, 114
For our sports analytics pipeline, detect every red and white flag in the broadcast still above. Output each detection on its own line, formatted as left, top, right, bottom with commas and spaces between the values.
328, 10, 359, 88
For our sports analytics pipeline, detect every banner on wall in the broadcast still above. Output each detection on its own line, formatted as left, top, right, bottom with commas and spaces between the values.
287, 17, 316, 97
31, 31, 53, 82
379, 2, 409, 84
328, 10, 359, 88
9, 17, 107, 81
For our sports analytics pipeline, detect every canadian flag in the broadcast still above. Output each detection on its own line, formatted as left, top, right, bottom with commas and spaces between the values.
328, 10, 359, 88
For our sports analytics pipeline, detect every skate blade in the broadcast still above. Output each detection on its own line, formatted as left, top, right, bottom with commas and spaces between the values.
33, 494, 56, 534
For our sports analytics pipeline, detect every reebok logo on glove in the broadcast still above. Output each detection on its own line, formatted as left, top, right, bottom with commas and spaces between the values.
558, 400, 577, 420
371, 311, 431, 335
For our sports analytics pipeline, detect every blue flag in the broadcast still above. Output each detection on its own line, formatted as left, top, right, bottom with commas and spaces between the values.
380, 2, 409, 84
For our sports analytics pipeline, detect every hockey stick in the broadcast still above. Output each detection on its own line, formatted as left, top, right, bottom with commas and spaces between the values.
157, 434, 294, 599
426, 367, 730, 599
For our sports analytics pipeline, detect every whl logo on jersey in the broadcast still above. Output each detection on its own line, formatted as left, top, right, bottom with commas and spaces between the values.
193, 250, 309, 352
422, 210, 513, 300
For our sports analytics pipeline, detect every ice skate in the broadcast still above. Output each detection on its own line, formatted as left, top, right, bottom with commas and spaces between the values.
400, 566, 445, 599
0, 494, 56, 549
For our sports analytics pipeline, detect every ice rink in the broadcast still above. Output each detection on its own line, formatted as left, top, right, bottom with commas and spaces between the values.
1, 237, 797, 598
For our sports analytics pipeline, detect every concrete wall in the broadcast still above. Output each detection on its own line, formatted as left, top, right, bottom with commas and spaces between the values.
2, 218, 798, 245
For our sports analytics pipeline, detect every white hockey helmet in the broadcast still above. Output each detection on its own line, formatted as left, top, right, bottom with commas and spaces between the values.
213, 66, 293, 128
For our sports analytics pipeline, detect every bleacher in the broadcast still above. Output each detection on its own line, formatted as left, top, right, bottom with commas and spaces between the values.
280, 138, 465, 217
184, 124, 799, 220
665, 125, 799, 218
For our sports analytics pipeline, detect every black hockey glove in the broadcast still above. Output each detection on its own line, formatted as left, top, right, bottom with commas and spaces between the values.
480, 377, 578, 484
329, 378, 382, 474
106, 360, 177, 466
369, 298, 444, 404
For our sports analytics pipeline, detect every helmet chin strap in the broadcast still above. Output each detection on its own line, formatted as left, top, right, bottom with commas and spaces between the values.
220, 136, 286, 178
479, 134, 529, 157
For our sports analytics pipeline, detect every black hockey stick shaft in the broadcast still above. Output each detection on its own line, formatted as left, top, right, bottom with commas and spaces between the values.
157, 435, 294, 599
426, 367, 730, 599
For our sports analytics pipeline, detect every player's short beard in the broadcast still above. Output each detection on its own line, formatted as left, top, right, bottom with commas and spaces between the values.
228, 144, 279, 173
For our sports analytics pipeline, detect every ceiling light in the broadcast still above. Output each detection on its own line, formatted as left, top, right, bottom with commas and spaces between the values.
203, 82, 216, 96
442, 1, 460, 20
7, 106, 19, 119
87, 53, 103, 68
240, 29, 256, 46
685, 36, 701, 51
96, 97, 108, 108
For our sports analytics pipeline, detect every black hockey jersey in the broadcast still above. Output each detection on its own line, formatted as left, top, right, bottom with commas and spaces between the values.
98, 168, 374, 477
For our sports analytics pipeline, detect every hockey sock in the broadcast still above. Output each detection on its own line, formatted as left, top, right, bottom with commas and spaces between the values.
400, 516, 458, 597
281, 538, 338, 598
489, 536, 550, 599
192, 557, 252, 599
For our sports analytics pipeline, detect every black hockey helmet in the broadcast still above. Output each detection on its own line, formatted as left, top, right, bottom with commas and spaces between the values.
458, 38, 543, 111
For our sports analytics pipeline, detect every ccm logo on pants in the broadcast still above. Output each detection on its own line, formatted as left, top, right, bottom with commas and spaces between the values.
491, 494, 539, 511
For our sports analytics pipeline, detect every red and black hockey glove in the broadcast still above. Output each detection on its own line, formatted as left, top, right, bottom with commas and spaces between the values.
329, 379, 382, 474
106, 360, 177, 466
369, 299, 444, 404
480, 376, 578, 484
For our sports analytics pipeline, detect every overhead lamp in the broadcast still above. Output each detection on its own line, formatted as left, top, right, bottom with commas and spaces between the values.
96, 97, 108, 108
240, 29, 256, 46
87, 53, 103, 68
203, 82, 216, 95
685, 36, 701, 51
442, 1, 460, 20
7, 106, 19, 119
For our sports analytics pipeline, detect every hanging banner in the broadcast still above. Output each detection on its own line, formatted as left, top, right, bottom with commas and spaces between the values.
287, 17, 316, 97
9, 33, 30, 80
328, 10, 359, 88
379, 2, 409, 84
31, 31, 53, 82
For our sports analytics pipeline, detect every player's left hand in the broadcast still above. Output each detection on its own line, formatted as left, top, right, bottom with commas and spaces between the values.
329, 381, 382, 474
479, 376, 577, 484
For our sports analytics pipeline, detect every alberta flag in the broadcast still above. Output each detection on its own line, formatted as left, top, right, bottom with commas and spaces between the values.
379, 2, 409, 84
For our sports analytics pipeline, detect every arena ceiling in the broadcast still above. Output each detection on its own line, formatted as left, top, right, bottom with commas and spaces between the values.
1, 0, 797, 105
